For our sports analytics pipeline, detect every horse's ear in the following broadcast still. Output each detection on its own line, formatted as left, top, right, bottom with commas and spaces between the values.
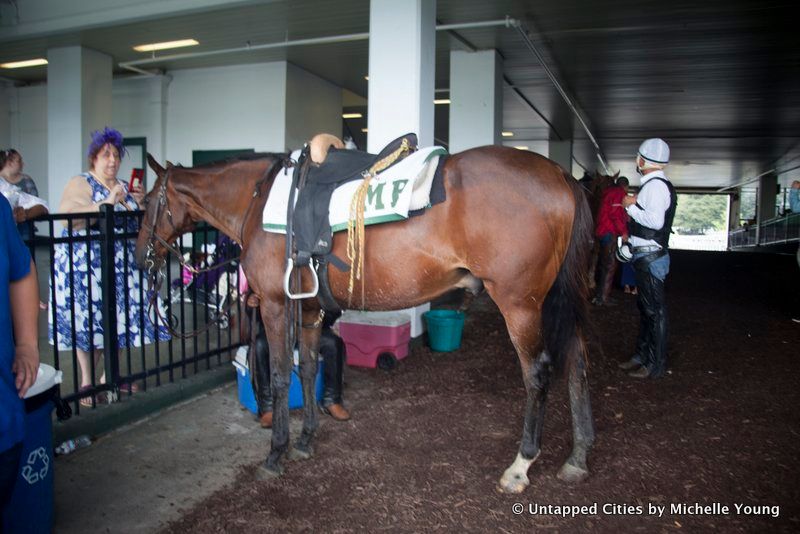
147, 153, 166, 177
165, 161, 174, 169
613, 171, 620, 179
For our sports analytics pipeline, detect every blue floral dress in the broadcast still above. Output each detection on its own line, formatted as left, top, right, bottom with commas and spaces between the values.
48, 173, 171, 351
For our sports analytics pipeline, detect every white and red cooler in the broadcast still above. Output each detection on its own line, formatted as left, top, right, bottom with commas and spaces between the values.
338, 311, 411, 369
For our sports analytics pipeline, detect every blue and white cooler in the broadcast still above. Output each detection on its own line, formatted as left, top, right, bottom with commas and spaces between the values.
2, 363, 62, 534
233, 346, 324, 411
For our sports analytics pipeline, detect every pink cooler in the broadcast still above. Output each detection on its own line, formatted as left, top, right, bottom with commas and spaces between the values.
338, 311, 411, 368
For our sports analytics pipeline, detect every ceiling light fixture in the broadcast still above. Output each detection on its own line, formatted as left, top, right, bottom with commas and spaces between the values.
433, 99, 451, 105
514, 146, 529, 151
0, 58, 48, 69
342, 113, 363, 119
361, 128, 368, 133
502, 132, 514, 137
133, 39, 200, 52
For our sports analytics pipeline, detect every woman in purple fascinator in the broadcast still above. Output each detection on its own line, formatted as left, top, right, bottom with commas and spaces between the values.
49, 127, 170, 406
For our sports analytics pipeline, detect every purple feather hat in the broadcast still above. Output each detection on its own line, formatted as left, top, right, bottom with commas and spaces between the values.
87, 127, 126, 160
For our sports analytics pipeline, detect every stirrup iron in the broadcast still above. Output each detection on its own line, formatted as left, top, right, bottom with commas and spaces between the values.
283, 258, 319, 300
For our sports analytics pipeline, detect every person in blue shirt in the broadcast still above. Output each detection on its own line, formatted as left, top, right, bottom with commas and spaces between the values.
790, 180, 800, 213
791, 181, 800, 323
0, 194, 40, 510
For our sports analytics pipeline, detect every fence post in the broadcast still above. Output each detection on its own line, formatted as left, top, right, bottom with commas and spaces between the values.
99, 204, 120, 389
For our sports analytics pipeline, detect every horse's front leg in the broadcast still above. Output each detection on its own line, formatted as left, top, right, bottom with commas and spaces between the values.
289, 308, 322, 459
257, 299, 292, 478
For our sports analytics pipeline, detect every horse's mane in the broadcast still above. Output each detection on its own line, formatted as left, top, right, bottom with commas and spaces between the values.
184, 152, 290, 169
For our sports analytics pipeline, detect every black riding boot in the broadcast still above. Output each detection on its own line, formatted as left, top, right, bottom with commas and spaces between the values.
635, 269, 668, 377
250, 320, 273, 415
319, 328, 344, 406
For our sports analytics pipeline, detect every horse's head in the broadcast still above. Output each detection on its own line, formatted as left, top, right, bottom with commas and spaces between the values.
134, 154, 195, 271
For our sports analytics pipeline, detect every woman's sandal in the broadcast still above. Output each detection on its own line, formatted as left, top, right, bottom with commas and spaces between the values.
117, 382, 141, 395
78, 385, 108, 407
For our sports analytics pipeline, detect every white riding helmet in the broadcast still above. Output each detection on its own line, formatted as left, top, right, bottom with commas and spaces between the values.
637, 138, 670, 165
616, 236, 633, 263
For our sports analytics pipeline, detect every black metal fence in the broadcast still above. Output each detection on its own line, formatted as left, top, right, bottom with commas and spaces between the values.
26, 205, 242, 414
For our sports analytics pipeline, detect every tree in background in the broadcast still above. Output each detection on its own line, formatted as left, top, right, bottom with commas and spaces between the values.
673, 194, 727, 235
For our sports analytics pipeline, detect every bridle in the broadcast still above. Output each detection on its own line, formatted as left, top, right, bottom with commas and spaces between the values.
142, 167, 182, 277
140, 156, 290, 338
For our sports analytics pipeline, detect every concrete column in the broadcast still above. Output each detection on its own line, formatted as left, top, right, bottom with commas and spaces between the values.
448, 49, 502, 153
0, 88, 10, 148
729, 191, 741, 230
284, 63, 342, 151
756, 172, 778, 235
367, 0, 435, 336
47, 46, 112, 208
367, 0, 435, 151
149, 75, 170, 168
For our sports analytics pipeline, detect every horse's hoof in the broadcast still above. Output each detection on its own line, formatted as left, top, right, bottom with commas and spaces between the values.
557, 462, 589, 483
497, 472, 529, 494
255, 462, 283, 481
287, 446, 312, 461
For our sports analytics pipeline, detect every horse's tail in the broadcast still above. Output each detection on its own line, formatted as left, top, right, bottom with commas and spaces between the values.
541, 172, 592, 375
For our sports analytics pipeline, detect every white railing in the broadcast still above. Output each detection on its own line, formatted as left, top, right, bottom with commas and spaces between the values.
670, 232, 728, 251
728, 213, 800, 249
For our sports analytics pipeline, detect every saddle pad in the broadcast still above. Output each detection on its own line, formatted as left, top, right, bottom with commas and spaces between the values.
263, 146, 446, 234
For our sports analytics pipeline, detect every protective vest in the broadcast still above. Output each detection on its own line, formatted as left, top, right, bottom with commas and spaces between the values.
628, 177, 677, 248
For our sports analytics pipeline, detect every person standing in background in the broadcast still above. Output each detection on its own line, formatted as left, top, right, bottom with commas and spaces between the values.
0, 149, 48, 242
49, 127, 169, 406
788, 180, 800, 213
592, 176, 630, 306
790, 181, 800, 323
619, 138, 677, 379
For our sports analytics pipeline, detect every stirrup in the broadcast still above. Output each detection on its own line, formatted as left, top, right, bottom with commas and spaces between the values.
283, 257, 319, 300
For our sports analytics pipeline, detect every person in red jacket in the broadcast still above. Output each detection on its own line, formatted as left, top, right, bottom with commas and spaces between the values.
592, 176, 630, 306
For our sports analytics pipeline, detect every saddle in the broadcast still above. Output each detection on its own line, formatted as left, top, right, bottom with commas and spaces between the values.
286, 132, 418, 311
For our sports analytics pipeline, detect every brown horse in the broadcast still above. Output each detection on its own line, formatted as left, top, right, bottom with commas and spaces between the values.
134, 145, 594, 493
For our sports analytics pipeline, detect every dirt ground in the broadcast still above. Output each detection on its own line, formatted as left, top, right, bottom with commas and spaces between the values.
164, 250, 800, 533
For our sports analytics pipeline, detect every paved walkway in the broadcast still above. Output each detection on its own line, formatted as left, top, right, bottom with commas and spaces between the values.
53, 383, 281, 533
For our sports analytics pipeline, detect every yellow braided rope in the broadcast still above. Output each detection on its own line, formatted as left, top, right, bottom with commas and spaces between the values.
346, 138, 411, 307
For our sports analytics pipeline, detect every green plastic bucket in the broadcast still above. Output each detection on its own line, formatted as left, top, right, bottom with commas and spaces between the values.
423, 310, 465, 352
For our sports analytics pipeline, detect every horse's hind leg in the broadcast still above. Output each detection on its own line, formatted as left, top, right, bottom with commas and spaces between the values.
557, 337, 594, 482
496, 306, 551, 494
499, 350, 552, 493
289, 310, 322, 460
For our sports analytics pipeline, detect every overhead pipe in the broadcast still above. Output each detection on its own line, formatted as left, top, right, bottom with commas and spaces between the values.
508, 19, 610, 174
118, 19, 514, 73
119, 32, 370, 73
